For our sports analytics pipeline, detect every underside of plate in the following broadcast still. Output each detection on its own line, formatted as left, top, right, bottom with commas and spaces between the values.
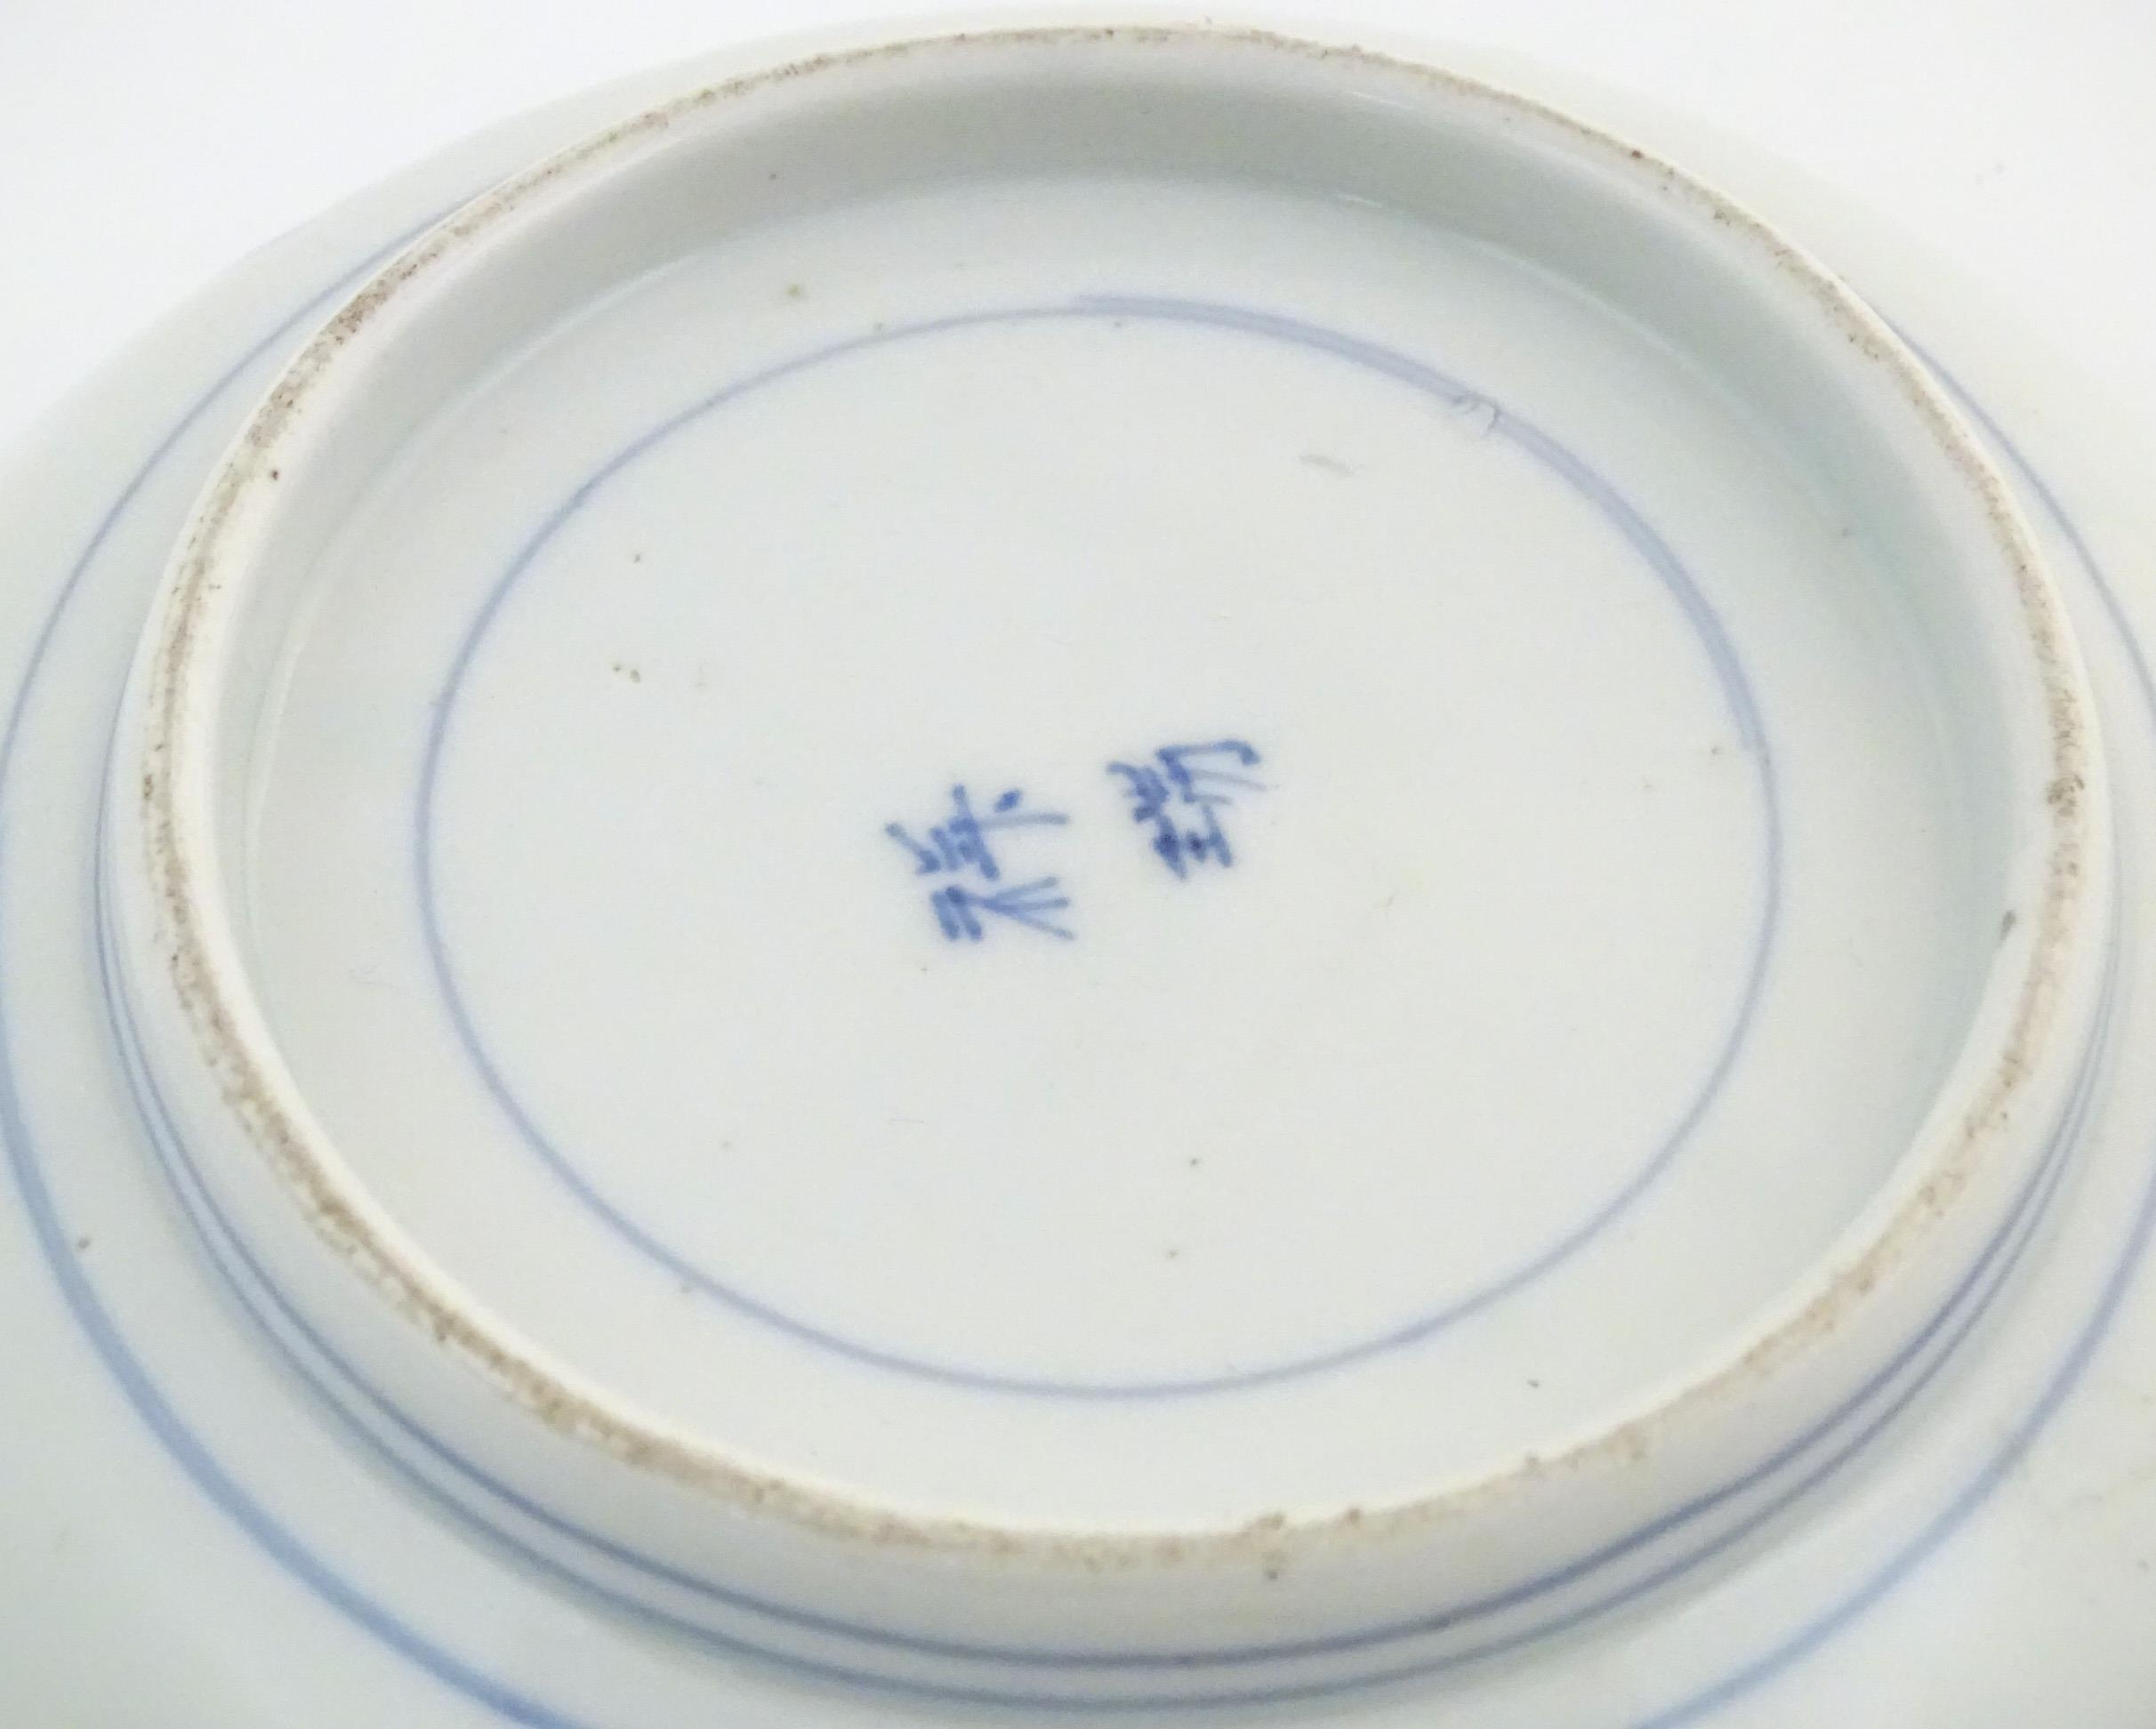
5, 19, 2148, 1728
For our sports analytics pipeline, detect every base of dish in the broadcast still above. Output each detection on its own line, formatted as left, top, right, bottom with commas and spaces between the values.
4, 16, 2156, 1725
230, 169, 1987, 1483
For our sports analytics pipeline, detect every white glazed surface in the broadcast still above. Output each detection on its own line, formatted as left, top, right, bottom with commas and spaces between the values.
4, 19, 2156, 1729
93, 27, 2114, 1702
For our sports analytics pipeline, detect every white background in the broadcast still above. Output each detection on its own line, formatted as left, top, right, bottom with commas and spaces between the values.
2, 0, 2154, 455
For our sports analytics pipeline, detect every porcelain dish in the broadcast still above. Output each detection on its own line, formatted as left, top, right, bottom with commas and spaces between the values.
7, 18, 2156, 1727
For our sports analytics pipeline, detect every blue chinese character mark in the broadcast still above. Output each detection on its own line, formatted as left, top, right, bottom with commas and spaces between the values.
886, 748, 1263, 941
887, 785, 1074, 942
1109, 740, 1266, 879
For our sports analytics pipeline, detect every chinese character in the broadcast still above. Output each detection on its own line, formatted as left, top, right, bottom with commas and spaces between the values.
1109, 740, 1265, 878
886, 785, 1074, 941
